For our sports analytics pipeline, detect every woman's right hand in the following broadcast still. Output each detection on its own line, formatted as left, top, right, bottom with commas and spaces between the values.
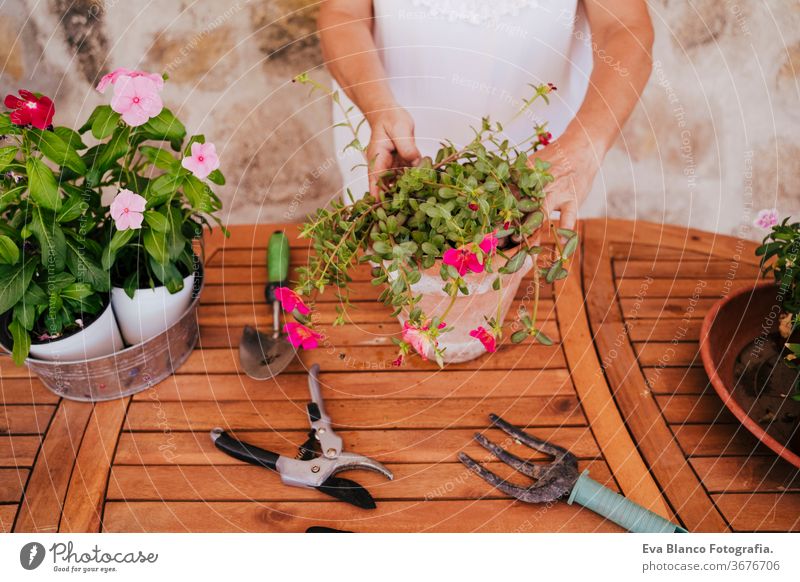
365, 107, 421, 196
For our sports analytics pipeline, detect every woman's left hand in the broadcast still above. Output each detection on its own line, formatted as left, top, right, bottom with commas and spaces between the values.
527, 131, 601, 233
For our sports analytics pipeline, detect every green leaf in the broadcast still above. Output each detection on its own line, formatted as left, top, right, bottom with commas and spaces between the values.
13, 300, 36, 330
0, 113, 22, 135
149, 257, 184, 292
53, 126, 88, 151
60, 282, 93, 301
65, 238, 110, 292
0, 235, 19, 264
500, 251, 527, 274
146, 173, 183, 205
556, 228, 577, 239
140, 145, 179, 171
372, 241, 391, 255
110, 229, 135, 253
0, 146, 17, 173
28, 128, 87, 174
207, 169, 225, 185
144, 210, 170, 232
143, 229, 169, 265
26, 157, 61, 211
562, 236, 578, 259
511, 329, 529, 344
92, 125, 131, 175
56, 192, 87, 223
139, 108, 186, 151
165, 206, 187, 260
0, 257, 35, 314
183, 175, 213, 212
123, 271, 139, 298
0, 184, 25, 213
91, 106, 121, 139
29, 206, 66, 271
9, 320, 31, 365
534, 330, 554, 346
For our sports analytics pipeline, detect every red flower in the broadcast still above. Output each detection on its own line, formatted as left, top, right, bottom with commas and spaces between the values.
4, 90, 55, 129
284, 322, 322, 350
469, 326, 497, 353
538, 132, 552, 147
468, 202, 479, 211
443, 247, 484, 276
392, 354, 405, 367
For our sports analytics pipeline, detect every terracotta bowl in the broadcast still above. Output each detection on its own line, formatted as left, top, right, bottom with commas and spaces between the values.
700, 282, 800, 469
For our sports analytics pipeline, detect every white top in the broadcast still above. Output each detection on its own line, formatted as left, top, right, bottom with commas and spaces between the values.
333, 0, 593, 200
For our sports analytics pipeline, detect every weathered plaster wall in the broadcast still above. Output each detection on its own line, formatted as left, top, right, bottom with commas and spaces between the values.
1, 0, 797, 237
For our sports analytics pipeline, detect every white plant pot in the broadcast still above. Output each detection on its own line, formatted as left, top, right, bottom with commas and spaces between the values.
29, 303, 123, 362
111, 273, 196, 346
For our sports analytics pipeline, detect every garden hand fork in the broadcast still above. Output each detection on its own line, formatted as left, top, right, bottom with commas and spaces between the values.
458, 414, 688, 533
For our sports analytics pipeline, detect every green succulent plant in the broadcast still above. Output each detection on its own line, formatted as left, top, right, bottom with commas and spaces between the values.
756, 216, 800, 398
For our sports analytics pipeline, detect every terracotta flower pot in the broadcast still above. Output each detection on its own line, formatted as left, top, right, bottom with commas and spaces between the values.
395, 252, 534, 363
700, 282, 800, 468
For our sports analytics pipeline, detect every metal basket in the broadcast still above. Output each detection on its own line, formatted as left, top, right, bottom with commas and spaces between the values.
1, 271, 204, 402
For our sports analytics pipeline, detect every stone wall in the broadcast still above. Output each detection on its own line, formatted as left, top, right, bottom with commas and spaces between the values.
1, 0, 797, 237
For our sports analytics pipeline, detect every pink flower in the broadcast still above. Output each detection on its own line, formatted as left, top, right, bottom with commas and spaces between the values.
181, 142, 220, 180
96, 68, 164, 94
754, 208, 779, 229
469, 326, 497, 353
468, 202, 479, 211
110, 189, 146, 230
443, 247, 484, 276
274, 286, 311, 315
110, 75, 163, 127
478, 231, 499, 256
284, 322, 322, 350
401, 321, 445, 360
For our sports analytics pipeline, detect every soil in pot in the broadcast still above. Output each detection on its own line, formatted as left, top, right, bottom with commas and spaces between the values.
27, 300, 124, 361
733, 333, 800, 453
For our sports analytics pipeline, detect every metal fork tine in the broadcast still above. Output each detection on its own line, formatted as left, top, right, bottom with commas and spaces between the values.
489, 413, 571, 458
458, 453, 565, 504
473, 433, 543, 479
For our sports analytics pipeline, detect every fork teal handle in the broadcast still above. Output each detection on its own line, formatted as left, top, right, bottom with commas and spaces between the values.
567, 471, 688, 533
265, 231, 290, 302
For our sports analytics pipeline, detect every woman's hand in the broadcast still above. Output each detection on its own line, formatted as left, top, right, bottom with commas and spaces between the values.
527, 131, 601, 233
365, 107, 421, 196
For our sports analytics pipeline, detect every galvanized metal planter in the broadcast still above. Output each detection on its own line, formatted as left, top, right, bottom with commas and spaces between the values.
1, 271, 203, 402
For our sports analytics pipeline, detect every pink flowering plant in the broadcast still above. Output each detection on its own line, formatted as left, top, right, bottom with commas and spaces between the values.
0, 69, 226, 364
285, 74, 577, 366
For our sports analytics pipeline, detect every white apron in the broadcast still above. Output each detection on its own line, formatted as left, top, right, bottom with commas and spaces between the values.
332, 0, 593, 201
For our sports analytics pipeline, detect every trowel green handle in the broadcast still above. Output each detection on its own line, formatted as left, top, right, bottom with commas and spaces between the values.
567, 471, 688, 533
265, 232, 290, 303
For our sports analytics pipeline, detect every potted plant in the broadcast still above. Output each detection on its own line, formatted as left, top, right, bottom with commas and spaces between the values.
87, 69, 227, 345
278, 75, 576, 366
700, 210, 800, 465
1, 70, 227, 365
0, 90, 122, 364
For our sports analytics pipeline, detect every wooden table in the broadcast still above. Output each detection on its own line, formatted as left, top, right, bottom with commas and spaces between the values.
1, 219, 799, 533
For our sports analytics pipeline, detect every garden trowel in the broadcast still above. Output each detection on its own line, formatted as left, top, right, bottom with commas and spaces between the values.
239, 231, 295, 379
